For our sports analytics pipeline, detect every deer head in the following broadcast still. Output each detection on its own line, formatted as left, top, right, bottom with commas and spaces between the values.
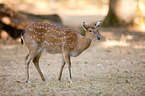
83, 21, 102, 40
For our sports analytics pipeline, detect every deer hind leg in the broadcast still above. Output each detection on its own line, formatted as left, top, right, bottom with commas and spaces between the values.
58, 56, 66, 81
33, 51, 45, 81
25, 47, 43, 83
25, 52, 34, 83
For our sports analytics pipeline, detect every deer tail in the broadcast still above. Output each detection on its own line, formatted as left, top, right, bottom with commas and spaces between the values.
21, 30, 25, 46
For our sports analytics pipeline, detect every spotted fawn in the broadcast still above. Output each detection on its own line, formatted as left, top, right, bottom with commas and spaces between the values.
21, 21, 102, 83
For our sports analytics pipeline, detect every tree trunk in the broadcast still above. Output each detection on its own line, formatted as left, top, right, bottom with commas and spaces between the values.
0, 4, 62, 42
102, 0, 145, 28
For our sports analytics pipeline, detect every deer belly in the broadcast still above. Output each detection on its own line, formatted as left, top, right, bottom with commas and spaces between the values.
43, 43, 62, 54
70, 51, 81, 57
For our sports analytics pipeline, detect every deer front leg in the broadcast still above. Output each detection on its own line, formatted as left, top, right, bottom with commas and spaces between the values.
64, 53, 72, 83
68, 59, 72, 83
58, 53, 72, 83
58, 56, 66, 81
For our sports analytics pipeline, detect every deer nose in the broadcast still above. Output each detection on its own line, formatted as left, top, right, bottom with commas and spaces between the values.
97, 35, 100, 40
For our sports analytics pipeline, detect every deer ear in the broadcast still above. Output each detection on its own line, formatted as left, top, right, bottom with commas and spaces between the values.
95, 21, 102, 27
83, 22, 88, 31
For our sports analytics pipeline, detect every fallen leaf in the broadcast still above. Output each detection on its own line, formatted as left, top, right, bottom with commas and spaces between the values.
123, 70, 129, 73
84, 81, 88, 83
125, 79, 130, 83
128, 88, 132, 91
15, 81, 21, 83
84, 61, 88, 64
68, 85, 72, 88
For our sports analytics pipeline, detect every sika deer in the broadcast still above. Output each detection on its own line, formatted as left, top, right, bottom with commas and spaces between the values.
21, 21, 102, 83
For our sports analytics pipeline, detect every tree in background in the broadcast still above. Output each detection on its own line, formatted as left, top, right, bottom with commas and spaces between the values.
103, 0, 145, 29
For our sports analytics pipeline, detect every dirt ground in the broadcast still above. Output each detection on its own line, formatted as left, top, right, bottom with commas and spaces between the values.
0, 28, 145, 96
0, 0, 145, 96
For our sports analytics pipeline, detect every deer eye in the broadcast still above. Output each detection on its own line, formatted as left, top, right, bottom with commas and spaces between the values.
89, 30, 92, 32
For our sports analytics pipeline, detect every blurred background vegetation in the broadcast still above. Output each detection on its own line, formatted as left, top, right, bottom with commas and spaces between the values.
0, 0, 145, 42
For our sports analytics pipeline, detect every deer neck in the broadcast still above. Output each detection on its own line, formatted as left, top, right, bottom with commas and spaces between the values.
78, 34, 92, 51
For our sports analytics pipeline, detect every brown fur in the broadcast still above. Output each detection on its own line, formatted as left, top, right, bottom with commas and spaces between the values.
21, 21, 102, 83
